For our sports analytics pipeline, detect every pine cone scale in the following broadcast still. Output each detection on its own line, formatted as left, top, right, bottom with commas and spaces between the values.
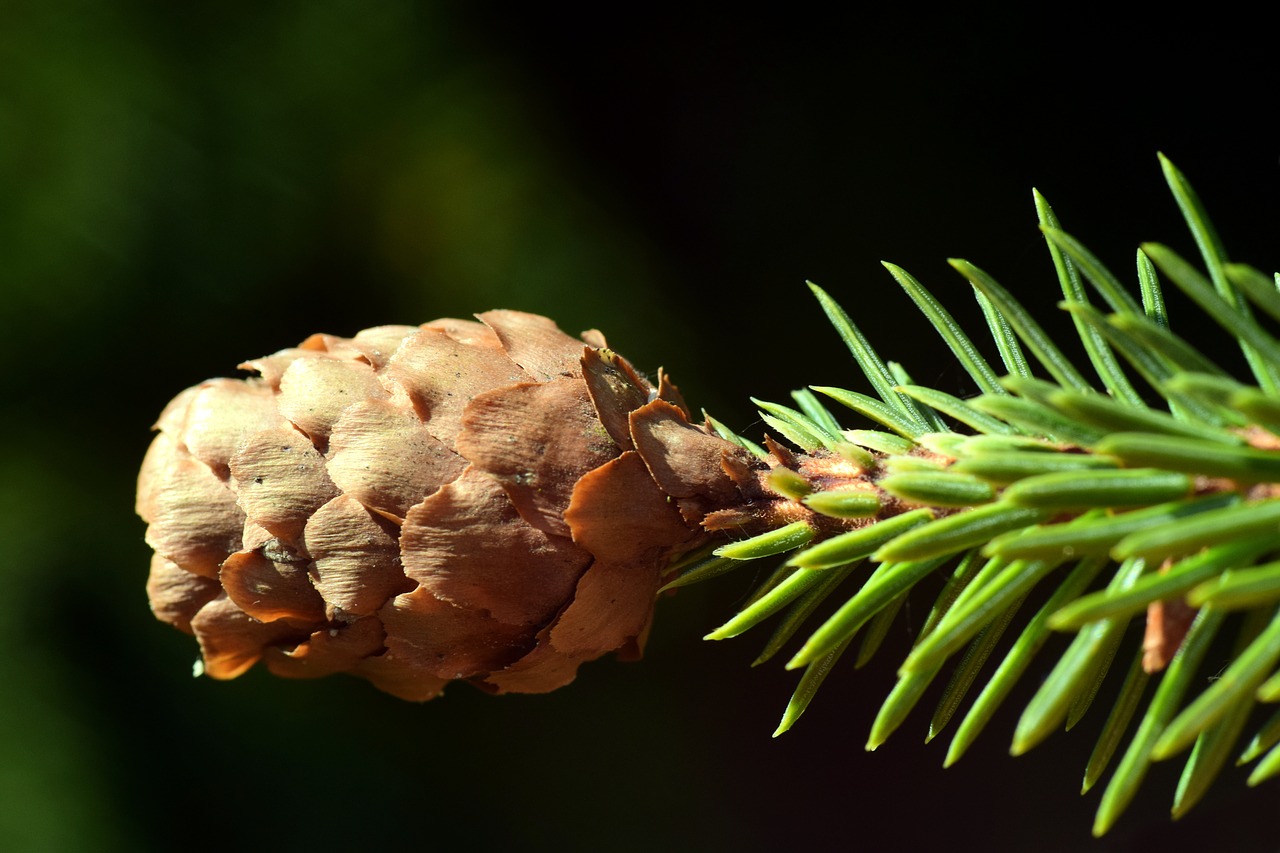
400, 466, 591, 627
383, 326, 531, 444
456, 377, 621, 537
143, 452, 246, 579
264, 615, 387, 680
378, 585, 537, 680
181, 379, 279, 477
276, 357, 388, 449
146, 554, 220, 634
629, 398, 744, 505
303, 494, 412, 618
324, 399, 465, 521
219, 549, 326, 624
228, 424, 339, 547
580, 347, 653, 450
562, 450, 699, 567
191, 594, 310, 680
548, 561, 662, 659
475, 309, 594, 379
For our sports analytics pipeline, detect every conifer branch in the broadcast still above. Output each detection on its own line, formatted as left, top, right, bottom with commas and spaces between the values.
700, 154, 1280, 834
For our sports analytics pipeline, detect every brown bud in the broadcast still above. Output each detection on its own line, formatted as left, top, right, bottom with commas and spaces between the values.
139, 311, 759, 700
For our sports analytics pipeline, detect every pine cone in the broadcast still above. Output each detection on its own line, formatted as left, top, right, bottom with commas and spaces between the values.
137, 311, 763, 700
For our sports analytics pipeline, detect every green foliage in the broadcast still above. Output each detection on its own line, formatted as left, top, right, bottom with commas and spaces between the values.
699, 155, 1280, 834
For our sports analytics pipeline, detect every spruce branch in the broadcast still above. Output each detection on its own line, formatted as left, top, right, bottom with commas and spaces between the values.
696, 153, 1280, 834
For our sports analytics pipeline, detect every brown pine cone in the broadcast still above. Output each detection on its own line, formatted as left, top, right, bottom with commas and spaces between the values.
137, 311, 765, 700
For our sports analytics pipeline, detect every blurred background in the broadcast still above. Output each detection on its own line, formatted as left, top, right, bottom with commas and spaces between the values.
3, 2, 1279, 850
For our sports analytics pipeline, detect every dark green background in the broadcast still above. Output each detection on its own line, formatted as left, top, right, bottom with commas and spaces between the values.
3, 3, 1278, 850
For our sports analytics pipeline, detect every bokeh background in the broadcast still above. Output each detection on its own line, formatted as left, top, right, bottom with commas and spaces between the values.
3, 3, 1279, 850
